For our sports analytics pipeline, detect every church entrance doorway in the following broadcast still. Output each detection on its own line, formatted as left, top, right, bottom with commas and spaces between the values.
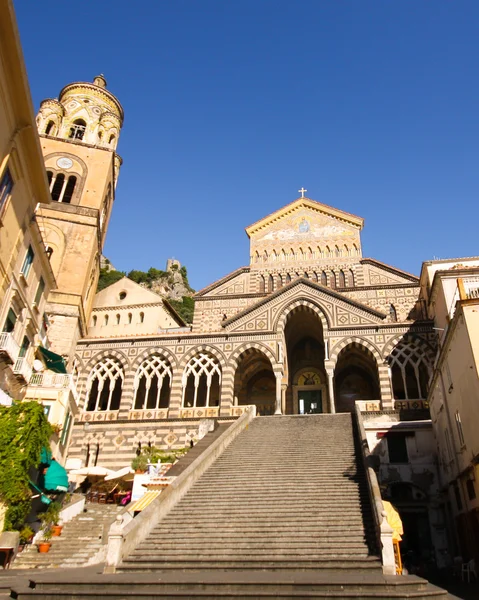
284, 306, 328, 414
298, 389, 323, 414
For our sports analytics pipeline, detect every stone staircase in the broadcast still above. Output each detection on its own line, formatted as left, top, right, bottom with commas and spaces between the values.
11, 504, 122, 570
9, 414, 450, 598
119, 413, 380, 572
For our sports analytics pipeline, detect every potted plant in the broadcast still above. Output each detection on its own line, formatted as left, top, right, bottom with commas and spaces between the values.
131, 454, 148, 473
39, 501, 62, 537
37, 527, 52, 553
18, 525, 34, 552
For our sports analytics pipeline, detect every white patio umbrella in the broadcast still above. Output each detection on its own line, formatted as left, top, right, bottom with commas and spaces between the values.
69, 466, 114, 477
104, 466, 135, 482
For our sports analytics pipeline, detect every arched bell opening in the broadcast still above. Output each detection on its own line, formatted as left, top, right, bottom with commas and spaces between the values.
334, 343, 380, 412
233, 349, 275, 415
284, 306, 328, 414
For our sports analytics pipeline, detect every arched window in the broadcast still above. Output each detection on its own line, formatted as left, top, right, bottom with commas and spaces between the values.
353, 244, 359, 256
390, 305, 398, 322
263, 250, 268, 263
140, 312, 145, 323
330, 271, 337, 289
389, 341, 431, 400
335, 245, 340, 257
298, 248, 304, 261
45, 121, 55, 135
307, 247, 313, 260
312, 272, 319, 283
69, 119, 86, 140
290, 248, 295, 260
259, 274, 265, 293
349, 269, 355, 287
98, 131, 103, 142
338, 270, 346, 287
128, 313, 132, 324
317, 247, 323, 259
182, 352, 222, 408
321, 271, 327, 286
45, 245, 53, 260
92, 315, 97, 327
344, 244, 349, 256
254, 251, 260, 264
46, 171, 53, 187
268, 274, 274, 293
280, 249, 286, 262
116, 314, 120, 325
325, 246, 331, 257
109, 134, 116, 146
85, 357, 124, 411
104, 315, 109, 326
62, 176, 76, 204
272, 250, 278, 262
277, 273, 283, 288
285, 273, 292, 284
133, 354, 172, 410
51, 174, 65, 201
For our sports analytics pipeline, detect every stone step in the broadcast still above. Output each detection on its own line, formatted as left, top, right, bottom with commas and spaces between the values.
10, 571, 448, 599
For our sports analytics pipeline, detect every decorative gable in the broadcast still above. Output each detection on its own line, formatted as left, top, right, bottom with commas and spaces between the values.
246, 198, 363, 268
222, 280, 386, 333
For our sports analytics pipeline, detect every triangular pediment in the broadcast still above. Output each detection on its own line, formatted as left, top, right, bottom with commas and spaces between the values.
246, 197, 364, 239
222, 278, 386, 333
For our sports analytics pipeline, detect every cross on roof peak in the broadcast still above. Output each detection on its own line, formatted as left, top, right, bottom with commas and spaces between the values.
298, 187, 307, 198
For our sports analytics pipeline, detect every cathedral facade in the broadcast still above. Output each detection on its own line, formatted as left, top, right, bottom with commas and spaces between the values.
66, 195, 437, 471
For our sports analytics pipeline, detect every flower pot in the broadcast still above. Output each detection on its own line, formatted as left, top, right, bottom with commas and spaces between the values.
51, 525, 63, 537
37, 542, 51, 553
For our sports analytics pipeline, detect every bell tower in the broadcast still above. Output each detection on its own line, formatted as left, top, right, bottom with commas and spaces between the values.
35, 75, 124, 360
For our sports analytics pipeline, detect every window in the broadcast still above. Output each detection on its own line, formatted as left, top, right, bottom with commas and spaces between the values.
349, 269, 355, 286
21, 246, 35, 278
140, 312, 144, 323
3, 308, 17, 333
60, 412, 72, 446
69, 119, 86, 140
390, 305, 397, 322
389, 340, 431, 400
321, 271, 327, 286
466, 479, 476, 501
34, 277, 45, 306
92, 315, 97, 327
109, 134, 115, 146
182, 352, 221, 408
51, 174, 65, 201
258, 275, 265, 293
46, 171, 53, 187
133, 354, 172, 410
85, 357, 124, 411
330, 271, 336, 289
338, 270, 346, 288
116, 314, 120, 325
119, 291, 127, 300
0, 167, 14, 213
104, 315, 109, 326
62, 176, 77, 203
45, 121, 54, 135
455, 411, 466, 447
128, 313, 132, 324
387, 433, 409, 463
268, 274, 274, 293
45, 246, 53, 260
18, 335, 30, 358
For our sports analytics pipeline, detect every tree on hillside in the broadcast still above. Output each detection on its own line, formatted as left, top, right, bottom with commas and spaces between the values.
97, 268, 125, 291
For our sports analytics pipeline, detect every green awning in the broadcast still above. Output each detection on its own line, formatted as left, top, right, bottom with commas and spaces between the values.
44, 460, 69, 492
37, 346, 67, 374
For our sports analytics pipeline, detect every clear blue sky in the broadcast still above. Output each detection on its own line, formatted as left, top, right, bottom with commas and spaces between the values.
15, 1, 479, 291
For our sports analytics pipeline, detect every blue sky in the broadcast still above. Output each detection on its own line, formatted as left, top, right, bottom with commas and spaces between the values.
15, 1, 479, 291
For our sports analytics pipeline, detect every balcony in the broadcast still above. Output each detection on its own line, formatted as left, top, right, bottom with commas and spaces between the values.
462, 278, 479, 300
13, 357, 33, 382
0, 332, 20, 364
29, 372, 78, 401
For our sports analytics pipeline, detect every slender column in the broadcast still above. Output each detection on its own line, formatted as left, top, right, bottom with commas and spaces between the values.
275, 371, 283, 415
378, 363, 394, 410
220, 366, 235, 417
327, 370, 336, 414
281, 383, 287, 415
167, 370, 184, 419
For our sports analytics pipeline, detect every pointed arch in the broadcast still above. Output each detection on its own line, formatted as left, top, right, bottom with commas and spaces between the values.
349, 269, 355, 287
133, 354, 172, 410
330, 271, 337, 289
321, 271, 327, 286
389, 304, 398, 322
267, 274, 274, 292
307, 247, 313, 260
338, 270, 346, 288
85, 357, 124, 412
182, 352, 222, 408
259, 274, 266, 293
290, 248, 295, 261
280, 248, 287, 262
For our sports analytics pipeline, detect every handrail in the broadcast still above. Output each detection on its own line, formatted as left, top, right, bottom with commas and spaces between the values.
354, 403, 396, 575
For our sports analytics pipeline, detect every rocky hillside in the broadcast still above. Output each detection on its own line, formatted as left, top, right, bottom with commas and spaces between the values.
97, 261, 195, 324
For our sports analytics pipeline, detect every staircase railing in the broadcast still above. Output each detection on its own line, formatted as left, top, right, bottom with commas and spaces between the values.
105, 405, 257, 571
354, 404, 396, 575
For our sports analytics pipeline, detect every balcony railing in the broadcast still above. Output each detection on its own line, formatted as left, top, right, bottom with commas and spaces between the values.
0, 332, 20, 364
13, 357, 33, 382
463, 278, 479, 300
29, 372, 78, 400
